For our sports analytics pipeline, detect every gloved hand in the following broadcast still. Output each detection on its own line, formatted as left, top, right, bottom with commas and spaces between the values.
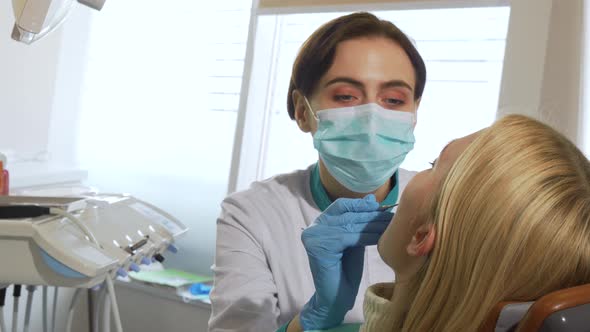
299, 194, 394, 330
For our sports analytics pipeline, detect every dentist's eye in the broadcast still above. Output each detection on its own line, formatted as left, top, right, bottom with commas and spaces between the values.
380, 89, 408, 109
384, 98, 404, 106
330, 85, 362, 105
334, 95, 356, 102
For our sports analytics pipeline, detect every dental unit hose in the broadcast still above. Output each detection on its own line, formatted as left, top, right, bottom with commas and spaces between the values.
42, 286, 48, 332
23, 286, 36, 332
51, 287, 58, 332
11, 285, 20, 332
0, 287, 6, 332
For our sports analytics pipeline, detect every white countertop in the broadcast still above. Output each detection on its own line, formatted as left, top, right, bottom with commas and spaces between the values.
8, 161, 88, 189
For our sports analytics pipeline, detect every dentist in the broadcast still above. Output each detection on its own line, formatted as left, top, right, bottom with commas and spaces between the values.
209, 12, 426, 332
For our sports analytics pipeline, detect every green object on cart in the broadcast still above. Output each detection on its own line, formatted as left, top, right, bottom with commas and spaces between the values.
129, 269, 212, 287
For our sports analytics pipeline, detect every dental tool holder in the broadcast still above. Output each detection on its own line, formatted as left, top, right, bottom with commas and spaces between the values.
0, 194, 188, 287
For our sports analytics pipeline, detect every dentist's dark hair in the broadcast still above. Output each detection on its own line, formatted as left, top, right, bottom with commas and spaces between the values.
287, 11, 426, 119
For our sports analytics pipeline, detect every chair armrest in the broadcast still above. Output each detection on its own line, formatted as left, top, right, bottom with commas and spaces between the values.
480, 301, 520, 332
517, 283, 590, 332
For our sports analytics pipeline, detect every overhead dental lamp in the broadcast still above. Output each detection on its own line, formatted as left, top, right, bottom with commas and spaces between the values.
11, 0, 105, 44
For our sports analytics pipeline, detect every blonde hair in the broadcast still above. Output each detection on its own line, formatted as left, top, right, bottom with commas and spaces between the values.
401, 114, 590, 331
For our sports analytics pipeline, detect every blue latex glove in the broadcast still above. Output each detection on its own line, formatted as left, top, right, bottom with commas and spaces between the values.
299, 195, 394, 330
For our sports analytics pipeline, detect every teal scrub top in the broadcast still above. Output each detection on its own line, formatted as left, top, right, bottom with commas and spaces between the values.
276, 323, 361, 332
310, 162, 399, 211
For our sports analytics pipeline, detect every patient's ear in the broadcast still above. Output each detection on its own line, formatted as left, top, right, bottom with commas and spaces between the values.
406, 223, 435, 256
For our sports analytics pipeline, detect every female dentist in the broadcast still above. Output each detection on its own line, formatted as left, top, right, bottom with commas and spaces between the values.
209, 12, 426, 332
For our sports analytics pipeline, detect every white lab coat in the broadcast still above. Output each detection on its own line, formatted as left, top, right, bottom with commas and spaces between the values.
208, 165, 415, 332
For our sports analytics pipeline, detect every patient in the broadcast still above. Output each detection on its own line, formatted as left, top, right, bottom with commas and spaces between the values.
289, 114, 590, 331
366, 114, 590, 331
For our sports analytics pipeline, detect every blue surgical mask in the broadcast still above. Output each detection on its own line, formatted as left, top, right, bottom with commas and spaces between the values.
305, 98, 415, 193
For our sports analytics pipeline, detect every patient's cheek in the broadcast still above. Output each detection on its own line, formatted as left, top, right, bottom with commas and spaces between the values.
400, 172, 437, 217
378, 213, 406, 270
378, 173, 436, 271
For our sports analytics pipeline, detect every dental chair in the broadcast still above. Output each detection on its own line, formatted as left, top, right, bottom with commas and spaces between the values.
481, 283, 590, 331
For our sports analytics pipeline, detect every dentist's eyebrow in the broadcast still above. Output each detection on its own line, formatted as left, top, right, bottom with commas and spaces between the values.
380, 80, 413, 92
323, 77, 364, 89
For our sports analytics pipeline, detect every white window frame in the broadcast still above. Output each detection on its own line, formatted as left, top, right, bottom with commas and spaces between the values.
228, 0, 581, 194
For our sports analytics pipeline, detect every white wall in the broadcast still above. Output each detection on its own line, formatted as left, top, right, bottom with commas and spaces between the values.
581, 0, 590, 153
47, 9, 93, 167
0, 1, 63, 158
498, 0, 584, 144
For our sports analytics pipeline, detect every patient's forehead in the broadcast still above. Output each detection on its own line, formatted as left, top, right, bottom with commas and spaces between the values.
438, 131, 482, 169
